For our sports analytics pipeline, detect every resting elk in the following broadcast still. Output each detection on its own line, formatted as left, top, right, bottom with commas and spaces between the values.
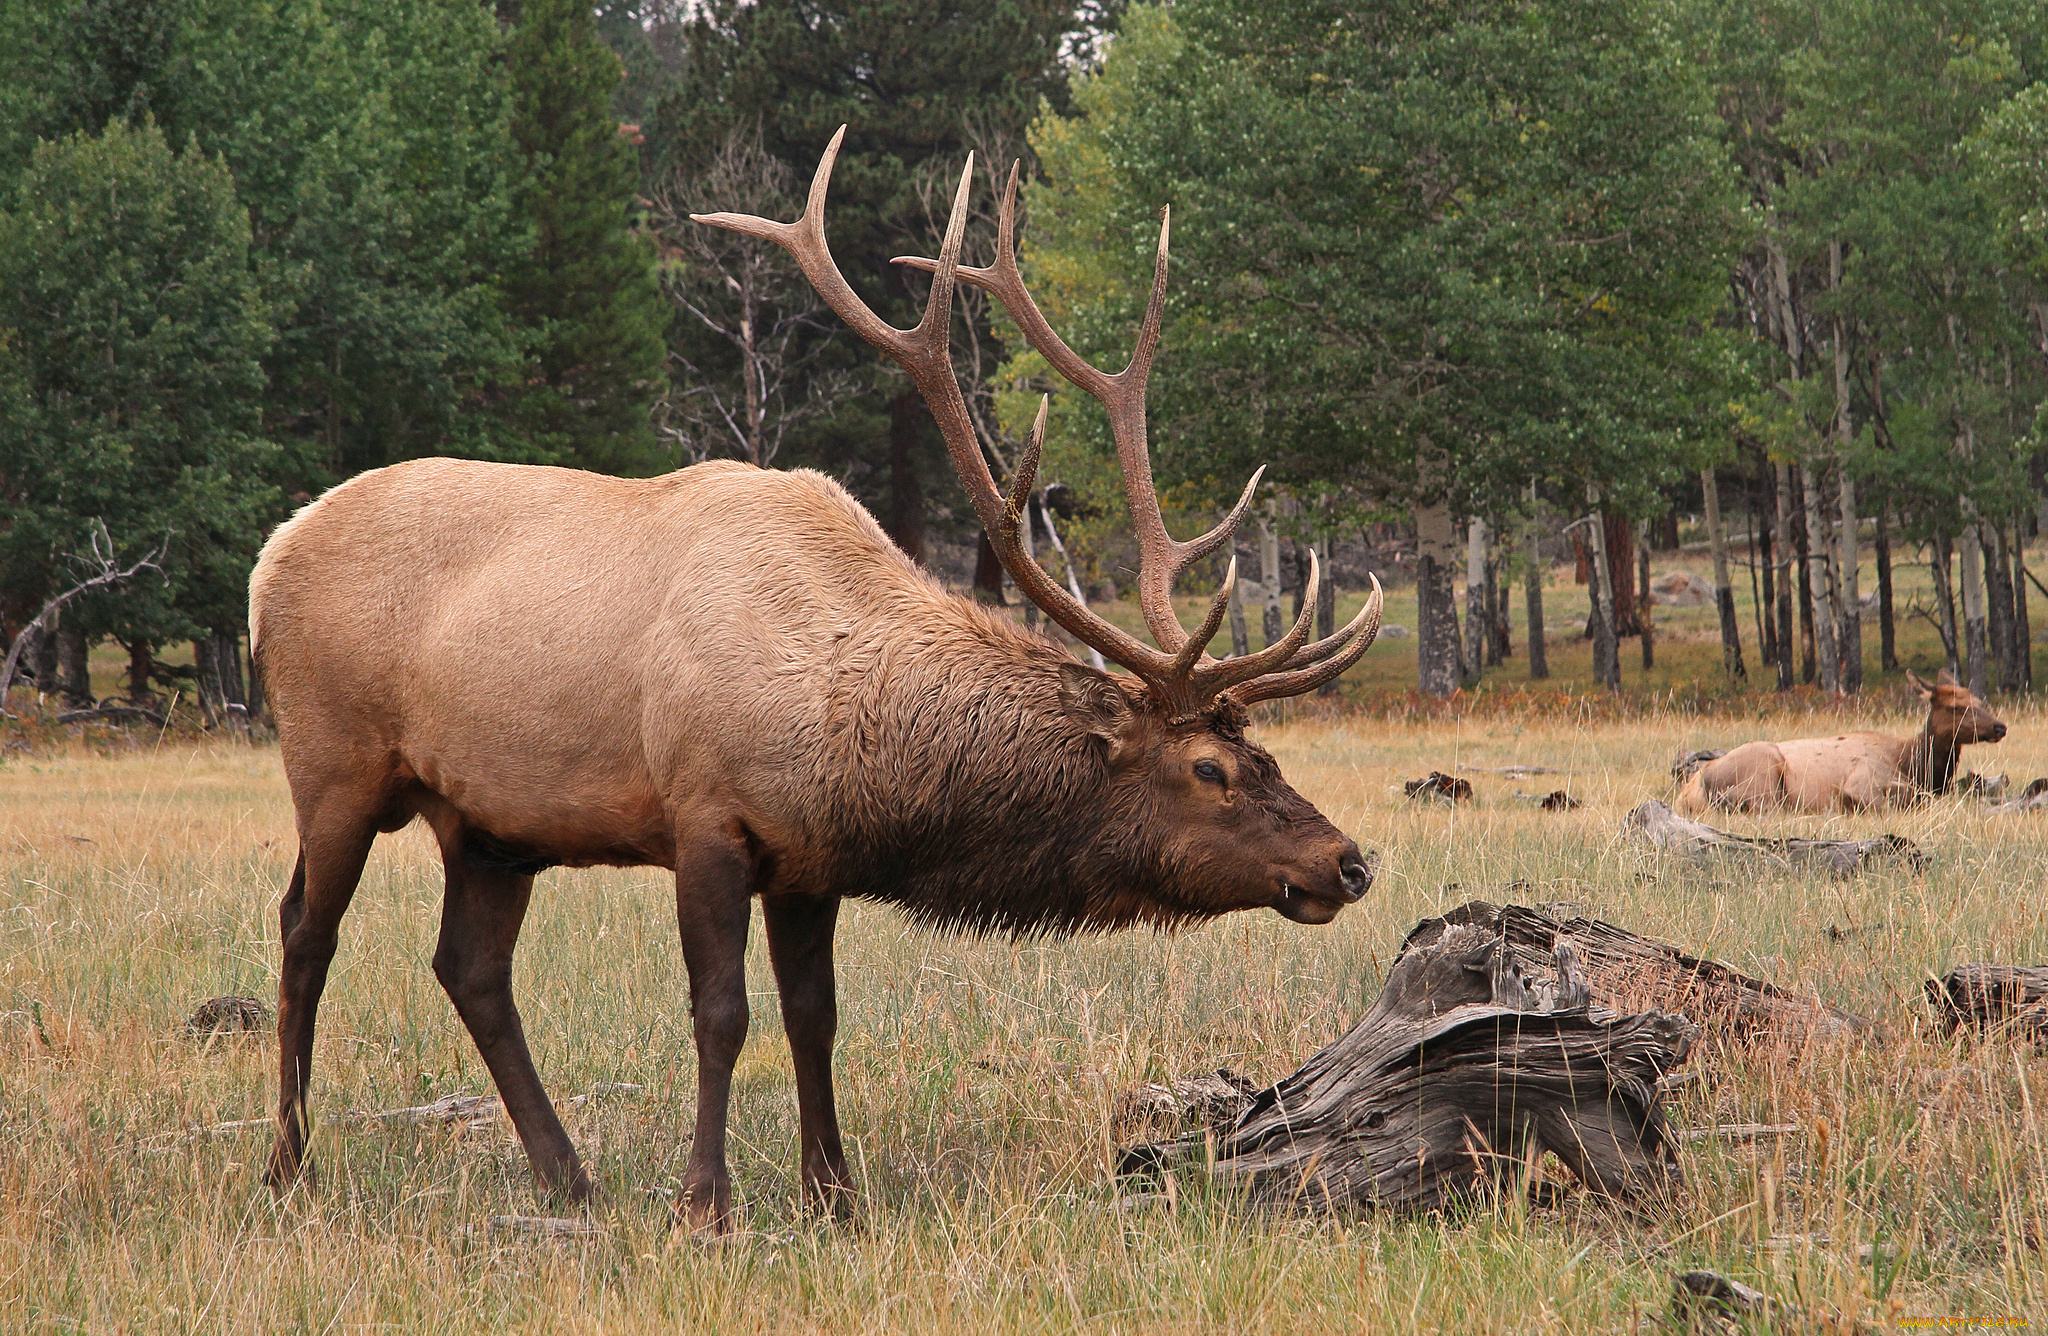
250, 129, 1382, 1231
1676, 668, 2006, 815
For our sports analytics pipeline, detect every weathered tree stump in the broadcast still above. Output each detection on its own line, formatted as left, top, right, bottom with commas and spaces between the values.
1404, 771, 1473, 803
1406, 900, 1869, 1041
1926, 964, 2048, 1042
1626, 800, 1926, 878
1121, 919, 1696, 1212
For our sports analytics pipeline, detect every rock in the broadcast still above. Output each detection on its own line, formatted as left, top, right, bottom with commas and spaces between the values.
1649, 570, 1714, 606
1378, 623, 1411, 639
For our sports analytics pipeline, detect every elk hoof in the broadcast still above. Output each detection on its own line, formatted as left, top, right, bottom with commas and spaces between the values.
673, 1181, 735, 1236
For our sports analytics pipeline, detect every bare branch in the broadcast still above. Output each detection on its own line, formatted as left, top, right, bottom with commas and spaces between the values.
1, 521, 169, 711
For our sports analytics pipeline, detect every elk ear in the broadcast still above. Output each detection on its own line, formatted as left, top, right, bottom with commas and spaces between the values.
1936, 667, 1961, 688
1905, 669, 1933, 699
1058, 660, 1138, 756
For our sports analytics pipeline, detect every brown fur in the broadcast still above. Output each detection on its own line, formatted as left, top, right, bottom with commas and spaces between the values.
1676, 669, 2006, 815
251, 457, 1370, 1227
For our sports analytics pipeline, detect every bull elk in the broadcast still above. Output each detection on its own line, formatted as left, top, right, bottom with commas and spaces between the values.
1677, 668, 2006, 815
250, 129, 1382, 1230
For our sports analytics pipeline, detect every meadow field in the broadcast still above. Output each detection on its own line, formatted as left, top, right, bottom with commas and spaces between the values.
5, 690, 2048, 1333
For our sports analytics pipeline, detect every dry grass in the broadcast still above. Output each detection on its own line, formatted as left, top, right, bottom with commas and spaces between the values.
4, 707, 2048, 1333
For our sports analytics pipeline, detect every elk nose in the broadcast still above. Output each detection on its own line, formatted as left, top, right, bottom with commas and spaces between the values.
1992, 722, 2008, 740
1337, 854, 1373, 902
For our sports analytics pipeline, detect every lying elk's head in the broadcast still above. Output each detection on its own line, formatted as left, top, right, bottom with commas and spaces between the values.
1909, 667, 2007, 745
695, 128, 1383, 926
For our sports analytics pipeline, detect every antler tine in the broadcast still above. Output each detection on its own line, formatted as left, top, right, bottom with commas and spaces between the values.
991, 398, 1175, 674
898, 175, 1208, 654
1227, 577, 1384, 705
1195, 549, 1324, 692
1277, 590, 1386, 671
1167, 556, 1238, 680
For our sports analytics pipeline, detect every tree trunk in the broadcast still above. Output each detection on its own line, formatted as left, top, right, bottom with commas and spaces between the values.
30, 611, 59, 695
1986, 522, 2014, 692
1524, 491, 1549, 681
1748, 484, 1769, 670
1020, 498, 1042, 631
1493, 555, 1512, 660
1875, 508, 1897, 672
2013, 515, 2032, 693
1464, 517, 1488, 682
1830, 238, 1861, 694
1933, 528, 1960, 675
1799, 461, 1838, 692
57, 624, 92, 707
1638, 528, 1654, 671
1701, 468, 1744, 681
1315, 531, 1337, 696
1961, 518, 1990, 698
887, 389, 926, 564
1415, 448, 1463, 698
1587, 502, 1620, 691
970, 532, 1003, 606
1259, 514, 1285, 648
1773, 462, 1796, 690
1605, 512, 1638, 637
123, 638, 154, 705
1227, 560, 1249, 658
194, 632, 247, 730
1757, 489, 1778, 670
245, 638, 265, 723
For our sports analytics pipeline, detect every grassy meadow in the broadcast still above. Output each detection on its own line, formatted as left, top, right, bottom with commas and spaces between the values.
5, 687, 2048, 1332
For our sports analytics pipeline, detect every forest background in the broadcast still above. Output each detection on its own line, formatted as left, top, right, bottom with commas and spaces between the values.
6, 0, 2048, 717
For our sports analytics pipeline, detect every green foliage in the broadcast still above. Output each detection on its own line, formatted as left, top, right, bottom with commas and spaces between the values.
503, 0, 669, 475
0, 119, 278, 643
1016, 0, 1746, 525
173, 0, 536, 479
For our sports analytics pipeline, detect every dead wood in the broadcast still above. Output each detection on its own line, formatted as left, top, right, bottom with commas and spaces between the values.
1626, 800, 1926, 878
1926, 964, 2048, 1042
183, 996, 270, 1038
1457, 763, 1571, 776
1517, 790, 1579, 810
1121, 919, 1696, 1212
1956, 770, 2010, 800
55, 704, 167, 727
1985, 777, 2048, 815
1400, 900, 1869, 1041
1404, 771, 1474, 803
1110, 1069, 1257, 1141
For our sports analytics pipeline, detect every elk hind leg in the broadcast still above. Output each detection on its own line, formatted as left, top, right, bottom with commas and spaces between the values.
674, 826, 754, 1233
268, 801, 381, 1192
764, 892, 852, 1216
431, 833, 589, 1201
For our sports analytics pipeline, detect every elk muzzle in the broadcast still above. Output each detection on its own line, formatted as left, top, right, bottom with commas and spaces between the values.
1271, 840, 1374, 925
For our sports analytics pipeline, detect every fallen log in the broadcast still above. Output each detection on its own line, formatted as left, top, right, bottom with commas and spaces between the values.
1120, 920, 1696, 1212
1626, 800, 1926, 878
1404, 771, 1474, 803
1985, 777, 2048, 815
1925, 964, 2048, 1042
1399, 901, 1870, 1041
55, 704, 167, 727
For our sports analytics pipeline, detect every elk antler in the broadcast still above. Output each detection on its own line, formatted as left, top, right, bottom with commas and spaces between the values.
695, 129, 1380, 713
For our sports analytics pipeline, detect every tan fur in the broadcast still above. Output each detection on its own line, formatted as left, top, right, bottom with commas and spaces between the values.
250, 455, 1369, 1224
1675, 670, 2006, 815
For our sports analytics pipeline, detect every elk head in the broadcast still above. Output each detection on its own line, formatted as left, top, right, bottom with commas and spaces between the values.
1909, 667, 2007, 746
695, 129, 1383, 925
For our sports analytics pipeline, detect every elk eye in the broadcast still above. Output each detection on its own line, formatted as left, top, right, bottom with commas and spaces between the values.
1193, 760, 1226, 785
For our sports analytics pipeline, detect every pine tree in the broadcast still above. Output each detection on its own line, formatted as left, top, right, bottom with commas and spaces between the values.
504, 0, 669, 475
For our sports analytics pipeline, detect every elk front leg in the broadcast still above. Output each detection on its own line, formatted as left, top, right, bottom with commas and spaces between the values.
674, 829, 754, 1233
763, 893, 852, 1216
431, 856, 589, 1201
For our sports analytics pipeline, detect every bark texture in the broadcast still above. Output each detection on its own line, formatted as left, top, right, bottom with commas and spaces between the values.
1122, 908, 1697, 1211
